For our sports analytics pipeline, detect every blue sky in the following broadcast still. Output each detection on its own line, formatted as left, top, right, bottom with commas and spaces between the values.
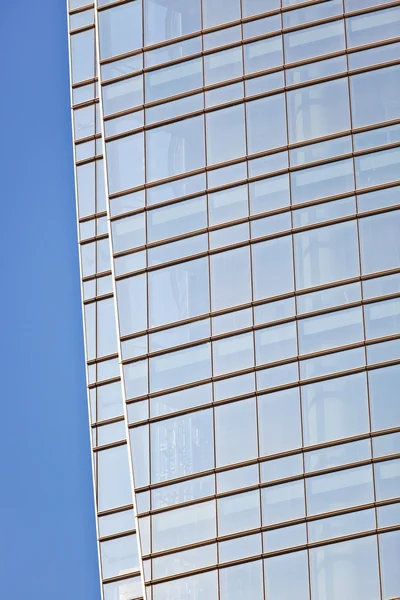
0, 3, 100, 599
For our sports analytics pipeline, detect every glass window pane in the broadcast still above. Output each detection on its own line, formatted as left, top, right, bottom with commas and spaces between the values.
71, 29, 94, 84
152, 500, 216, 552
215, 398, 258, 467
106, 133, 144, 194
262, 480, 305, 525
242, 0, 280, 16
365, 297, 400, 340
213, 332, 254, 377
204, 47, 242, 86
302, 372, 369, 446
211, 247, 252, 311
98, 1, 142, 60
246, 93, 287, 155
206, 104, 246, 165
97, 297, 118, 357
258, 388, 302, 456
379, 531, 400, 600
146, 116, 205, 182
103, 576, 142, 600
148, 258, 209, 328
346, 6, 400, 48
97, 445, 132, 511
220, 560, 264, 600
252, 236, 294, 301
264, 551, 309, 600
218, 490, 260, 536
298, 307, 364, 355
244, 36, 283, 74
208, 184, 248, 226
285, 21, 345, 64
103, 76, 143, 117
150, 409, 214, 483
150, 343, 211, 392
219, 533, 262, 562
287, 78, 350, 144
309, 536, 380, 600
350, 65, 400, 128
112, 213, 145, 253
255, 321, 297, 365
148, 196, 207, 243
100, 534, 139, 580
369, 364, 400, 431
294, 221, 360, 290
202, 0, 241, 28
144, 0, 201, 46
146, 58, 203, 104
291, 158, 354, 205
116, 274, 147, 336
359, 211, 400, 275
306, 465, 374, 515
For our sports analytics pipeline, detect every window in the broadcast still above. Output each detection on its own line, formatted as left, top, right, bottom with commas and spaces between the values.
379, 531, 400, 600
112, 213, 145, 254
218, 490, 261, 536
369, 364, 400, 431
255, 321, 297, 365
213, 332, 254, 377
202, 0, 241, 28
301, 373, 370, 446
98, 1, 142, 60
252, 236, 294, 300
209, 184, 248, 226
150, 343, 212, 392
204, 47, 242, 86
148, 257, 209, 328
220, 560, 264, 600
359, 211, 400, 275
298, 307, 364, 355
206, 104, 246, 165
262, 480, 305, 525
70, 29, 94, 84
144, 0, 201, 46
350, 65, 400, 128
146, 58, 203, 103
106, 133, 145, 194
287, 20, 344, 64
151, 409, 214, 483
116, 274, 147, 336
152, 500, 216, 552
146, 116, 205, 182
215, 398, 258, 467
287, 78, 350, 144
258, 388, 302, 456
246, 93, 287, 155
294, 221, 360, 289
148, 196, 207, 243
97, 445, 132, 511
244, 36, 283, 74
306, 465, 374, 515
264, 551, 309, 600
102, 76, 143, 116
211, 247, 252, 311
309, 536, 380, 600
100, 534, 139, 580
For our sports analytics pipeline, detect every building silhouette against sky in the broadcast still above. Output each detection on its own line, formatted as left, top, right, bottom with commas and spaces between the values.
68, 1, 400, 599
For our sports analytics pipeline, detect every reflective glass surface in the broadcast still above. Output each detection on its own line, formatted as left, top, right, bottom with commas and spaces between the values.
69, 2, 400, 596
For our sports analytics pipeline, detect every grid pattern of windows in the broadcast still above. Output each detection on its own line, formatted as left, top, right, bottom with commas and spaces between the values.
68, 4, 143, 600
68, 1, 400, 599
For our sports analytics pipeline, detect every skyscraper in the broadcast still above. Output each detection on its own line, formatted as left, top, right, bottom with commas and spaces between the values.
67, 1, 400, 599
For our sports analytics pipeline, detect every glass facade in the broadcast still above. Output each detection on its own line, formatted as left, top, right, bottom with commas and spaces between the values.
68, 1, 400, 599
